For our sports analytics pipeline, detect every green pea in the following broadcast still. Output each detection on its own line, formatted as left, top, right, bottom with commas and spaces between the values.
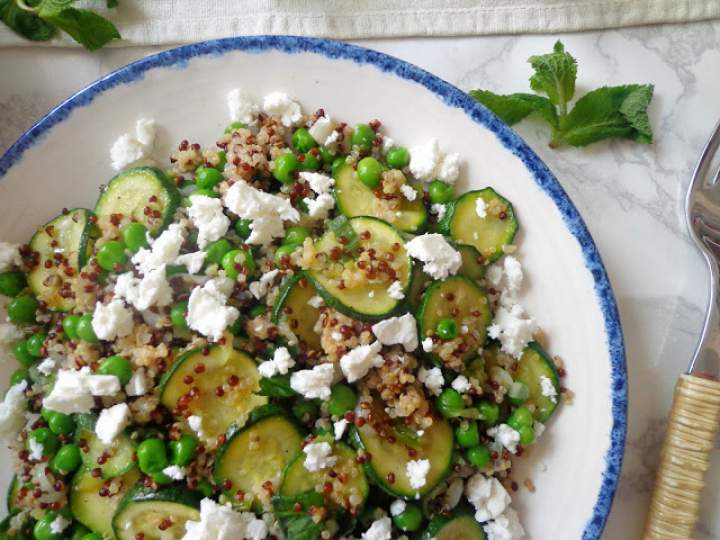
357, 157, 383, 189
0, 271, 26, 297
455, 421, 480, 448
272, 153, 299, 184
436, 389, 463, 419
96, 240, 128, 272
25, 332, 47, 358
205, 239, 233, 266
79, 533, 102, 540
435, 318, 458, 340
518, 425, 535, 446
40, 407, 54, 422
76, 315, 97, 343
48, 412, 75, 436
466, 445, 491, 468
249, 304, 267, 318
152, 471, 173, 486
319, 146, 335, 164
62, 314, 81, 340
197, 479, 214, 497
195, 166, 223, 190
50, 444, 81, 475
121, 223, 149, 253
507, 407, 533, 430
234, 219, 252, 240
385, 146, 410, 169
98, 355, 132, 385
222, 249, 255, 278
331, 156, 347, 177
29, 427, 59, 457
170, 302, 189, 331
273, 244, 298, 268
224, 121, 247, 134
428, 180, 454, 204
33, 512, 63, 540
477, 401, 500, 426
508, 381, 530, 406
69, 525, 91, 540
215, 150, 227, 171
10, 368, 30, 386
351, 123, 375, 151
169, 434, 198, 466
292, 127, 317, 153
393, 503, 422, 532
327, 384, 358, 417
284, 226, 309, 246
13, 340, 35, 367
300, 152, 321, 171
137, 438, 168, 474
7, 295, 37, 324
292, 400, 319, 424
189, 189, 219, 199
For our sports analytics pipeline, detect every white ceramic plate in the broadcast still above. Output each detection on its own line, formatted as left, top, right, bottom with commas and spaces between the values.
0, 37, 626, 539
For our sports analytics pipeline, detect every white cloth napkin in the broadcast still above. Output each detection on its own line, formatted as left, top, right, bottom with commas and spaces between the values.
1, 0, 718, 46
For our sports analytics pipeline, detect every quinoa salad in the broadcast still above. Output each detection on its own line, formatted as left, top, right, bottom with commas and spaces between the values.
0, 89, 569, 540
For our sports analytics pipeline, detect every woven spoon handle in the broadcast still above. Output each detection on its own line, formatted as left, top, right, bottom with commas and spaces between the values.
644, 374, 720, 540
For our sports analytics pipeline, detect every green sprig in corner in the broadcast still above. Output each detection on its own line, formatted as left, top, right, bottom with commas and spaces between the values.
0, 0, 120, 51
470, 41, 654, 148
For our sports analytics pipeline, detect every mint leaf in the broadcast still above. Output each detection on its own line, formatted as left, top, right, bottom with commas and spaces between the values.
557, 84, 654, 147
107, 0, 118, 7
528, 41, 577, 109
0, 0, 56, 41
469, 90, 558, 128
40, 7, 119, 50
36, 0, 74, 16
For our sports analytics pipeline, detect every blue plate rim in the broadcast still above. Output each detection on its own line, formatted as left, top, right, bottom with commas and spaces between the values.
0, 35, 627, 539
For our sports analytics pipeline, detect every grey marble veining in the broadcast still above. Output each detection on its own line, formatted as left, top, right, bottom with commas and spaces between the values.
0, 20, 719, 539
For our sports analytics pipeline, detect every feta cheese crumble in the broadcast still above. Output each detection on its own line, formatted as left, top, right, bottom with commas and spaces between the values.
476, 197, 488, 218
488, 423, 521, 454
405, 234, 461, 280
188, 195, 231, 249
303, 193, 335, 220
334, 419, 349, 440
114, 266, 173, 312
406, 458, 430, 491
248, 269, 280, 300
37, 358, 56, 376
487, 304, 537, 359
484, 507, 526, 540
307, 295, 324, 308
390, 499, 407, 516
408, 138, 461, 184
28, 437, 44, 461
49, 515, 71, 535
303, 441, 337, 472
299, 171, 334, 195
465, 473, 511, 522
183, 497, 268, 540
163, 464, 186, 480
95, 403, 130, 444
417, 366, 444, 396
227, 88, 259, 125
451, 375, 471, 393
361, 516, 392, 540
109, 118, 156, 171
430, 203, 447, 221
339, 341, 383, 383
125, 368, 150, 397
43, 368, 120, 414
175, 251, 207, 275
421, 337, 434, 353
371, 313, 418, 352
91, 298, 134, 341
290, 363, 334, 400
186, 277, 239, 341
540, 375, 558, 403
187, 415, 206, 440
262, 92, 302, 127
0, 242, 21, 272
257, 346, 295, 378
132, 223, 185, 275
399, 184, 417, 201
308, 116, 336, 145
387, 280, 405, 300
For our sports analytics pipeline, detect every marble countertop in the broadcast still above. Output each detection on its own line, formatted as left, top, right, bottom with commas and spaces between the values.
1, 20, 718, 539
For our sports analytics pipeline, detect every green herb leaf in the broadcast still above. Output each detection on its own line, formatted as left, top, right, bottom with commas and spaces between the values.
39, 6, 119, 51
556, 84, 654, 147
0, 0, 56, 41
36, 0, 75, 16
528, 40, 577, 107
258, 374, 296, 398
468, 90, 558, 128
283, 514, 323, 540
106, 0, 118, 7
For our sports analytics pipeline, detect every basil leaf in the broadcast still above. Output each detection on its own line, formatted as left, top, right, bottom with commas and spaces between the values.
39, 7, 119, 51
0, 0, 56, 41
469, 90, 558, 128
557, 84, 654, 147
528, 41, 577, 107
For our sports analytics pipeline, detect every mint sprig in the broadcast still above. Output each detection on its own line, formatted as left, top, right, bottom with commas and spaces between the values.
0, 0, 120, 51
470, 41, 654, 148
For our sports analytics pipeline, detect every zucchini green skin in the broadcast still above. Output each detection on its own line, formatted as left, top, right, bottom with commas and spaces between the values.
28, 208, 94, 312
74, 414, 136, 479
271, 271, 322, 351
308, 216, 413, 321
437, 188, 518, 263
6, 476, 18, 515
407, 264, 430, 312
455, 243, 486, 281
95, 167, 181, 235
422, 512, 486, 540
334, 163, 427, 233
112, 485, 201, 540
214, 415, 304, 511
416, 276, 493, 366
514, 342, 561, 422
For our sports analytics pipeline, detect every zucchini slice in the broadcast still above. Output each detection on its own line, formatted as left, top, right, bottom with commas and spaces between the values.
456, 244, 486, 281
214, 415, 304, 510
6, 476, 19, 514
272, 272, 322, 351
417, 276, 492, 367
351, 401, 453, 499
95, 167, 181, 235
159, 341, 267, 445
423, 512, 486, 540
70, 466, 140, 537
75, 414, 136, 479
514, 342, 561, 422
438, 189, 518, 263
28, 208, 93, 312
335, 163, 427, 233
407, 264, 430, 312
112, 486, 201, 540
280, 435, 368, 513
309, 216, 412, 320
